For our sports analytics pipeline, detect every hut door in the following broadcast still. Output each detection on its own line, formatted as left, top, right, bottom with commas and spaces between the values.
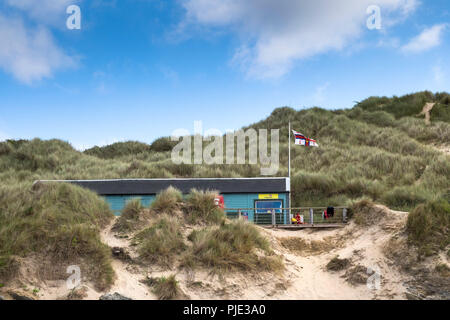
254, 200, 283, 225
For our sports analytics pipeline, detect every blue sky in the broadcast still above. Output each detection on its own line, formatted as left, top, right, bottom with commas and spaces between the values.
0, 0, 449, 150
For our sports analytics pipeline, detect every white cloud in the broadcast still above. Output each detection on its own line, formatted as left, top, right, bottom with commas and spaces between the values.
0, 0, 79, 84
181, 0, 419, 79
401, 24, 447, 53
6, 0, 76, 26
377, 37, 401, 48
0, 14, 76, 84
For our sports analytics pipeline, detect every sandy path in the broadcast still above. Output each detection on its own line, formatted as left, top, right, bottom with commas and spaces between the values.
419, 102, 436, 125
277, 252, 370, 299
436, 145, 450, 156
261, 207, 410, 300
96, 218, 154, 300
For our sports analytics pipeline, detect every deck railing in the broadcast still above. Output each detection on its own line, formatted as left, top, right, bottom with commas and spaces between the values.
223, 207, 348, 226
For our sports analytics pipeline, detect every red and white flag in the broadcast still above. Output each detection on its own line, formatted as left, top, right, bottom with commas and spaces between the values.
292, 130, 319, 147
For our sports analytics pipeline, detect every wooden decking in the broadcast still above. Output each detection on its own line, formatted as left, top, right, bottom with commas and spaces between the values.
263, 223, 346, 230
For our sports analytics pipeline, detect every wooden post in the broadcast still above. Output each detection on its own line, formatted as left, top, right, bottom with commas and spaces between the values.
343, 208, 347, 223
272, 209, 276, 227
238, 209, 242, 220
309, 208, 314, 225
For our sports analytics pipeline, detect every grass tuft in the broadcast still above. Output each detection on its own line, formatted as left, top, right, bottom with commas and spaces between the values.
112, 198, 144, 233
350, 199, 387, 226
148, 275, 180, 300
151, 187, 183, 214
185, 189, 225, 224
134, 215, 186, 266
435, 264, 450, 278
122, 198, 143, 219
326, 256, 351, 271
183, 220, 283, 272
407, 196, 450, 256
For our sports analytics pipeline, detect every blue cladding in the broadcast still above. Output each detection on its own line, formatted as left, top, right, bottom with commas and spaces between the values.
222, 193, 288, 223
105, 195, 155, 216
104, 193, 289, 222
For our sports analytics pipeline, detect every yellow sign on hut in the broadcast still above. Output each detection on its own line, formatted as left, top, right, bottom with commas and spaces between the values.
258, 194, 279, 199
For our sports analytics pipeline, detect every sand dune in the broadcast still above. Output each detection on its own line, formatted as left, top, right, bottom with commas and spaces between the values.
23, 205, 419, 300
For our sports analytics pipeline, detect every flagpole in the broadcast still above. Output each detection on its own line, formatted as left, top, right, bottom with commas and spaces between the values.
288, 121, 292, 223
288, 121, 291, 179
